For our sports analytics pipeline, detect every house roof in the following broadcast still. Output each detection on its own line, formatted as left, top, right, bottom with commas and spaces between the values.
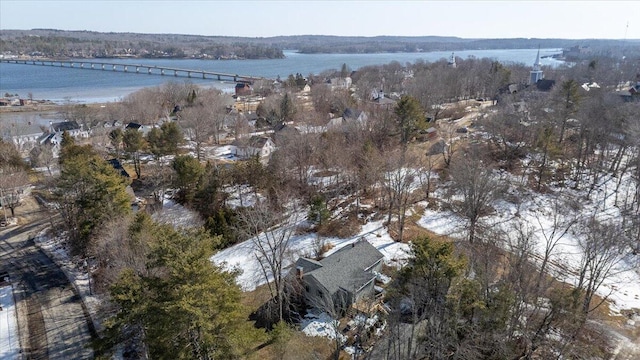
371, 96, 397, 106
51, 121, 80, 132
342, 108, 363, 121
126, 122, 143, 130
2, 123, 44, 138
232, 135, 272, 149
298, 239, 384, 296
39, 133, 57, 144
536, 79, 556, 91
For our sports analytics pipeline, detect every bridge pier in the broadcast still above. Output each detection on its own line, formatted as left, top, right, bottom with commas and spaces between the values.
124, 66, 128, 72
187, 71, 191, 78
174, 70, 178, 77
148, 68, 152, 74
161, 69, 165, 75
136, 67, 140, 73
113, 65, 117, 71
202, 73, 206, 79
101, 64, 105, 70
70, 62, 75, 67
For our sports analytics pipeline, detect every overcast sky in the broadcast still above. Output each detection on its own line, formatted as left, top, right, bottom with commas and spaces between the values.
1, 1, 637, 39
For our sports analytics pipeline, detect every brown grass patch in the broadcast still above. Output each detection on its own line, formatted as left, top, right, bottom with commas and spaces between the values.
317, 215, 361, 238
242, 283, 274, 310
246, 331, 337, 360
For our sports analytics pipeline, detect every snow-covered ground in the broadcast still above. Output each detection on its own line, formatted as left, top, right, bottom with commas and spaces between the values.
418, 173, 640, 313
0, 285, 19, 359
211, 219, 410, 292
300, 310, 345, 342
153, 198, 203, 229
205, 144, 241, 162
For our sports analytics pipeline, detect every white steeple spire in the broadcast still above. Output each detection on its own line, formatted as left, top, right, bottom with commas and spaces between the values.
529, 46, 544, 85
533, 46, 542, 70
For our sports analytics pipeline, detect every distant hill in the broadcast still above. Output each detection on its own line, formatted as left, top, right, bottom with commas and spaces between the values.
0, 29, 636, 59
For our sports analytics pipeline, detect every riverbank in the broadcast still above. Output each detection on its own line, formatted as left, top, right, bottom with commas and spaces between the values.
0, 101, 61, 114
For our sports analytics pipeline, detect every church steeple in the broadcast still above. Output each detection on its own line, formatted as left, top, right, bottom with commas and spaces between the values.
533, 46, 542, 70
448, 52, 457, 68
530, 46, 544, 85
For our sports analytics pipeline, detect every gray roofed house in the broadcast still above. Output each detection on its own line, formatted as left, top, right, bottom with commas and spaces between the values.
50, 120, 81, 133
1, 123, 46, 152
326, 108, 369, 131
231, 135, 275, 163
294, 239, 384, 313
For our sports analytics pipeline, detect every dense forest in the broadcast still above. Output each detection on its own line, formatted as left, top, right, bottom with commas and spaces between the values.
1, 29, 639, 59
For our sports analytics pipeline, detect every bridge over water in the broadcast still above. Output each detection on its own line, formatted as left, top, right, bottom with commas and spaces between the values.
0, 58, 269, 83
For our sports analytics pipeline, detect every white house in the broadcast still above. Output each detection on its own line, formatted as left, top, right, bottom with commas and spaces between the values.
329, 77, 352, 90
232, 136, 275, 162
1, 123, 46, 153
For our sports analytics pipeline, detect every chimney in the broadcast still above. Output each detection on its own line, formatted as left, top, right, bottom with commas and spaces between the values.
296, 266, 304, 279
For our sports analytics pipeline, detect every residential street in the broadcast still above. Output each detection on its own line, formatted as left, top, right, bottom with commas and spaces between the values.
0, 195, 93, 359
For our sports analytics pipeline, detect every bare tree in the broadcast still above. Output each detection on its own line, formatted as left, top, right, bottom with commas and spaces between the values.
29, 144, 56, 176
0, 165, 29, 218
449, 155, 504, 243
534, 194, 580, 292
180, 89, 231, 159
574, 219, 626, 315
382, 150, 418, 241
141, 163, 174, 211
237, 198, 300, 323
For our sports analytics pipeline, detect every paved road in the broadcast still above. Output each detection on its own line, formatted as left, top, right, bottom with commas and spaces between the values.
0, 196, 93, 359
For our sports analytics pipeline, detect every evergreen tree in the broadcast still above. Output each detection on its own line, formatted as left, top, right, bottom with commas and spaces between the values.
394, 95, 425, 145
56, 142, 131, 256
146, 121, 184, 160
279, 93, 296, 122
123, 127, 145, 178
102, 218, 265, 359
109, 128, 124, 157
172, 154, 204, 205
308, 194, 330, 226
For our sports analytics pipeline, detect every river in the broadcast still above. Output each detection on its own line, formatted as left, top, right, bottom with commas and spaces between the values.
0, 48, 563, 104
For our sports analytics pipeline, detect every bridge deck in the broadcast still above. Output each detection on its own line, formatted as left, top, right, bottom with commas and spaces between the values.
0, 58, 269, 83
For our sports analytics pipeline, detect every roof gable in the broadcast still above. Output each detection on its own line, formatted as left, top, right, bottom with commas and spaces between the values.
298, 239, 384, 295
51, 121, 81, 132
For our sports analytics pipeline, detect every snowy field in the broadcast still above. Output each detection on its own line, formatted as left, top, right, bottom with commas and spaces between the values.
419, 173, 640, 313
0, 285, 20, 359
212, 219, 410, 292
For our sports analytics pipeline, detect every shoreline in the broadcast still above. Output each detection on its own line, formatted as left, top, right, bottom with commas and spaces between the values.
0, 101, 112, 114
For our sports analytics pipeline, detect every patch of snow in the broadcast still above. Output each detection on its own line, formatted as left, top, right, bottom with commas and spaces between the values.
300, 311, 345, 342
223, 185, 264, 209
152, 199, 203, 229
212, 219, 410, 292
0, 285, 19, 359
418, 168, 640, 313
